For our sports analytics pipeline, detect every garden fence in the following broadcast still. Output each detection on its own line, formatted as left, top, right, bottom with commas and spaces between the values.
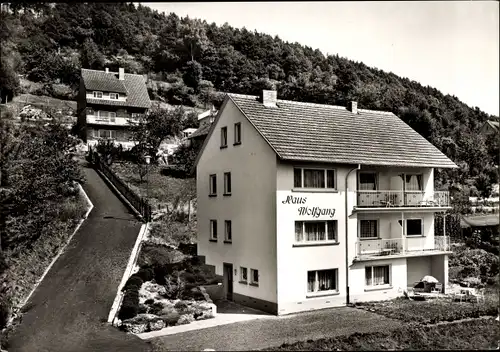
88, 146, 152, 222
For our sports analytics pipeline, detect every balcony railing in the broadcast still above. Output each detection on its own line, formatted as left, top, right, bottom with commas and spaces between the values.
355, 236, 450, 259
356, 190, 450, 208
86, 115, 136, 126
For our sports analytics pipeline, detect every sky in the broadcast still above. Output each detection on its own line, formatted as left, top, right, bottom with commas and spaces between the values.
143, 1, 499, 117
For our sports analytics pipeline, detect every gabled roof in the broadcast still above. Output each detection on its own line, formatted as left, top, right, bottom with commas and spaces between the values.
81, 69, 151, 109
188, 124, 211, 139
195, 93, 458, 169
486, 120, 499, 131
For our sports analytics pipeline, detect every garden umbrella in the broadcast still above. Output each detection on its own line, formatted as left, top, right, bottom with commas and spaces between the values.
421, 275, 439, 283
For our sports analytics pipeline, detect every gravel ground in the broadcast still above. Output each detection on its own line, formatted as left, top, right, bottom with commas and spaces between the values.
150, 307, 403, 351
7, 164, 152, 352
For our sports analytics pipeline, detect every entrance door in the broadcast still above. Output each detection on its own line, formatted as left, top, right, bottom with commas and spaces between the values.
223, 263, 233, 300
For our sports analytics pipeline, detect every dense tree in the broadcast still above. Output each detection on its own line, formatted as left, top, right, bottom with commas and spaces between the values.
1, 2, 498, 194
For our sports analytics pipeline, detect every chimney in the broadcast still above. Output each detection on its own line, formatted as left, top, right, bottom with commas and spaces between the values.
119, 67, 125, 80
105, 67, 109, 73
260, 90, 277, 108
347, 101, 358, 114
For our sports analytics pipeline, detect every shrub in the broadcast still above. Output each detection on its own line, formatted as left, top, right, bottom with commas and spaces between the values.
138, 304, 148, 314
136, 268, 154, 282
137, 244, 185, 268
118, 291, 140, 320
122, 275, 144, 292
161, 311, 180, 326
148, 301, 165, 316
174, 301, 188, 310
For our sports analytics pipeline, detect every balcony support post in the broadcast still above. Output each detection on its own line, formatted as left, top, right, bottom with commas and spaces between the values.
401, 211, 405, 253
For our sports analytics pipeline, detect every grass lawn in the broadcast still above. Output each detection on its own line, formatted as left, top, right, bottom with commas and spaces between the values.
353, 292, 498, 324
110, 162, 196, 211
267, 318, 499, 351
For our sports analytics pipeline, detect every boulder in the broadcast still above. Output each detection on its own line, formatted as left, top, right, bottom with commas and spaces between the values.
176, 314, 195, 326
149, 319, 166, 331
122, 322, 147, 334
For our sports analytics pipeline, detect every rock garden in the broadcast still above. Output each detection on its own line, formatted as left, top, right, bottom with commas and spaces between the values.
116, 243, 220, 334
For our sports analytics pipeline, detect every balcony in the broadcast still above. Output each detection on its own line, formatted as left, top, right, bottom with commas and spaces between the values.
356, 190, 450, 208
86, 115, 138, 127
354, 236, 450, 260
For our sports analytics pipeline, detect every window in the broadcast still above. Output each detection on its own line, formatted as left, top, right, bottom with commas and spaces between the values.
240, 267, 248, 283
359, 220, 378, 239
365, 265, 390, 287
293, 168, 335, 189
224, 220, 232, 242
131, 113, 141, 119
93, 91, 103, 98
94, 130, 117, 139
224, 172, 231, 195
406, 219, 423, 236
295, 221, 337, 243
234, 122, 241, 144
109, 93, 118, 100
209, 174, 217, 196
86, 107, 94, 115
307, 269, 338, 294
359, 172, 377, 191
405, 174, 423, 191
210, 220, 217, 241
221, 126, 227, 147
250, 269, 259, 285
96, 111, 116, 122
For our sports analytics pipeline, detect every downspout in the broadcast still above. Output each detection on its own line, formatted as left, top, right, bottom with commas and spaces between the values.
345, 164, 361, 305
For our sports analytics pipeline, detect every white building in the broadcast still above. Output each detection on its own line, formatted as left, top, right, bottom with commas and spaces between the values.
194, 90, 457, 315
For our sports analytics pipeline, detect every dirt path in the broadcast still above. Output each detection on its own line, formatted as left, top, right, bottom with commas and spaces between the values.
7, 164, 152, 352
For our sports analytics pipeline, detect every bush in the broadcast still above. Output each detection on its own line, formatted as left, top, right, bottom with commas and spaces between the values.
137, 244, 185, 268
118, 290, 140, 320
161, 311, 180, 326
174, 301, 188, 310
160, 165, 190, 179
122, 275, 144, 292
136, 267, 154, 282
148, 301, 165, 315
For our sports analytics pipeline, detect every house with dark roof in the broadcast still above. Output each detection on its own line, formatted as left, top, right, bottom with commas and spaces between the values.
76, 67, 151, 148
187, 106, 218, 149
194, 90, 458, 315
480, 119, 499, 137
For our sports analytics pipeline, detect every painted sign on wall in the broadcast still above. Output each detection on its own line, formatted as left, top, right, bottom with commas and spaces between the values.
281, 195, 336, 218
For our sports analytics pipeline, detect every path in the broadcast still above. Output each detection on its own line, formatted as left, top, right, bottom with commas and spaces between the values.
7, 164, 152, 352
149, 307, 403, 351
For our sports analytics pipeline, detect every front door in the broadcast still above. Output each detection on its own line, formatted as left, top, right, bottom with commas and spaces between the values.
223, 263, 233, 300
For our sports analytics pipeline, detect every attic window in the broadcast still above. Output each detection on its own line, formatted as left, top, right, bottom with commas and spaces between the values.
109, 93, 118, 100
93, 91, 103, 99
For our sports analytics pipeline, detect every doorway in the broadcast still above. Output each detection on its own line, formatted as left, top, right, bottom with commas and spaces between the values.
223, 263, 233, 300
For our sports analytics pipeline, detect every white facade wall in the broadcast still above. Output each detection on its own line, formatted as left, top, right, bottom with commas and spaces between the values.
197, 99, 278, 304
275, 162, 358, 314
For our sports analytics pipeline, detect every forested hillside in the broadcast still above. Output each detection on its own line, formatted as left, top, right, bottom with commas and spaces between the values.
0, 3, 498, 198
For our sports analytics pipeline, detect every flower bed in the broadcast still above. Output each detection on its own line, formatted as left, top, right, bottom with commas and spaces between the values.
117, 251, 220, 333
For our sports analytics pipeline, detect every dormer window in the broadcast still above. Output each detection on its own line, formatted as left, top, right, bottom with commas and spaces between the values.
93, 91, 103, 98
109, 93, 118, 100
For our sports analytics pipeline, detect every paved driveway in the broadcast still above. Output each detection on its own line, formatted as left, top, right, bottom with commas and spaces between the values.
8, 164, 152, 352
149, 306, 404, 351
